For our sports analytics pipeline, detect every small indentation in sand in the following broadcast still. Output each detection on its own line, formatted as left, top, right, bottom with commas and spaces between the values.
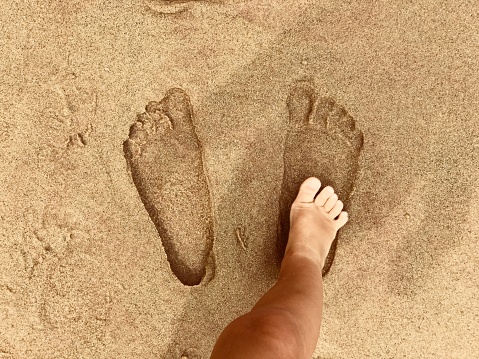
235, 226, 248, 250
0, 122, 15, 145
145, 0, 192, 15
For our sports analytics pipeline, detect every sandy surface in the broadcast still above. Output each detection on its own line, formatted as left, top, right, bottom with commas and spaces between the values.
1, 0, 478, 358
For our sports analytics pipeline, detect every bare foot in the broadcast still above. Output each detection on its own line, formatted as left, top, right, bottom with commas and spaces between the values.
284, 177, 348, 270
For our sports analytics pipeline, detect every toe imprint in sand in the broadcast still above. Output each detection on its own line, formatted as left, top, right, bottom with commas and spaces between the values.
277, 80, 363, 276
123, 88, 214, 286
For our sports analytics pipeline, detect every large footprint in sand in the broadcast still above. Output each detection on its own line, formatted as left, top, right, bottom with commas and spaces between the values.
123, 89, 214, 286
277, 81, 364, 276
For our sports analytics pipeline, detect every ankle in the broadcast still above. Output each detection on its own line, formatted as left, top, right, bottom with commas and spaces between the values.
281, 249, 323, 274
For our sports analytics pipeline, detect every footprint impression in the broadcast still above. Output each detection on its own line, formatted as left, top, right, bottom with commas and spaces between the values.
124, 89, 214, 286
278, 81, 364, 276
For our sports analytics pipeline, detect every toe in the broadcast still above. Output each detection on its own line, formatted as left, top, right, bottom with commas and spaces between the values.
287, 81, 315, 126
145, 100, 162, 114
340, 113, 356, 131
311, 97, 335, 127
335, 212, 348, 228
159, 88, 195, 132
314, 186, 334, 206
329, 200, 343, 218
327, 104, 348, 128
327, 102, 364, 148
323, 193, 338, 212
129, 121, 148, 142
294, 177, 322, 203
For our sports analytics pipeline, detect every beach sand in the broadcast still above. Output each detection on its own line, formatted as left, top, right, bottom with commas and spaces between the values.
0, 0, 478, 357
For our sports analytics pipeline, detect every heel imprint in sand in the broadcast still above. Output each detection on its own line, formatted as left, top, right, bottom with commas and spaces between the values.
124, 88, 214, 286
277, 80, 364, 276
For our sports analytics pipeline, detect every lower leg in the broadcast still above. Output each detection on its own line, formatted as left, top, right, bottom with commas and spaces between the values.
211, 178, 348, 359
251, 251, 324, 355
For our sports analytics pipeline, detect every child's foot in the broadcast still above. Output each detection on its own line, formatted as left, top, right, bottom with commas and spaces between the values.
285, 177, 348, 270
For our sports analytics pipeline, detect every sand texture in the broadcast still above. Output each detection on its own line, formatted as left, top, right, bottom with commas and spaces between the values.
0, 0, 478, 358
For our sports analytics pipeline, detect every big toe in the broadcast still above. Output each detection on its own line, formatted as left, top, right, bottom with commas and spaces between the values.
310, 97, 335, 127
287, 81, 315, 126
159, 88, 195, 132
294, 177, 322, 204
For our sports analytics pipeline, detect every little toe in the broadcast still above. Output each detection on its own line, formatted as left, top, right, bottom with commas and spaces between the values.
323, 193, 338, 212
314, 186, 335, 207
287, 81, 315, 126
294, 177, 322, 204
329, 200, 343, 218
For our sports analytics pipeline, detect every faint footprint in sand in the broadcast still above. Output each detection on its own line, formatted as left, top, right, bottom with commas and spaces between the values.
145, 0, 220, 15
123, 89, 214, 286
277, 80, 363, 276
